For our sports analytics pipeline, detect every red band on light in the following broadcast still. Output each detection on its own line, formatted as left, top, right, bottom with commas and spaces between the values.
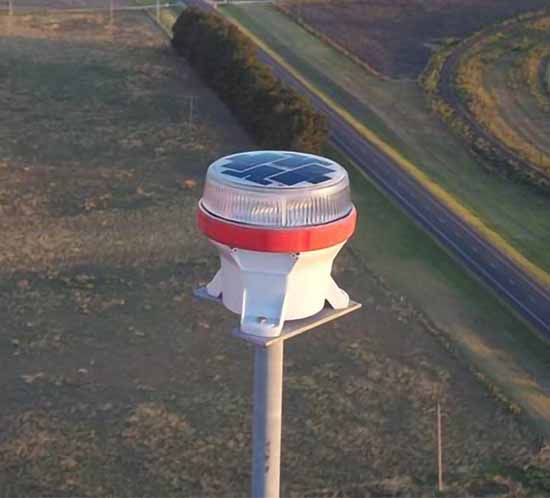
197, 204, 357, 252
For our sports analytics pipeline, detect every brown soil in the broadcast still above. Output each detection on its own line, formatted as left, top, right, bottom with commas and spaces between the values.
282, 0, 550, 78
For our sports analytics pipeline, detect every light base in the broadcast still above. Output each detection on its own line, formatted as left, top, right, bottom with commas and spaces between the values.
205, 242, 350, 338
194, 287, 361, 345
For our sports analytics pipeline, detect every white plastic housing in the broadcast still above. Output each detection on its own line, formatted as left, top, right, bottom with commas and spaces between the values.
201, 151, 352, 227
206, 242, 349, 337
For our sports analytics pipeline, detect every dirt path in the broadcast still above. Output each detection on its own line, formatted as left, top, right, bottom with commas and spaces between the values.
438, 10, 550, 181
487, 52, 550, 161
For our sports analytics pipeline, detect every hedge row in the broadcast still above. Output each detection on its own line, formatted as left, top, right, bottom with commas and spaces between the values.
171, 8, 328, 153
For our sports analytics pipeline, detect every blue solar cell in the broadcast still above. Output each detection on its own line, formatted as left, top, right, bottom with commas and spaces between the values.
273, 156, 314, 169
223, 152, 284, 171
222, 165, 285, 185
274, 156, 333, 169
271, 165, 334, 186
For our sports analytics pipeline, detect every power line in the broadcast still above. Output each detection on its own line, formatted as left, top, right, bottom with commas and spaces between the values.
1, 2, 182, 13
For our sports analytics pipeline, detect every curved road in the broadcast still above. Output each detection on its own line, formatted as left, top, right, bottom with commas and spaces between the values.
181, 0, 550, 337
439, 11, 550, 184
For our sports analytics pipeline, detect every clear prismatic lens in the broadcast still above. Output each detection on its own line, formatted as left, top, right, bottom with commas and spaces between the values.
200, 151, 354, 228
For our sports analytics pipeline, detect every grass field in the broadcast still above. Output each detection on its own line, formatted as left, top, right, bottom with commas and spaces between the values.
4, 9, 549, 497
281, 0, 550, 79
454, 15, 550, 174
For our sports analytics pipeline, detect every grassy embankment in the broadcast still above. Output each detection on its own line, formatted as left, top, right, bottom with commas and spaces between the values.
3, 11, 547, 496
214, 4, 550, 437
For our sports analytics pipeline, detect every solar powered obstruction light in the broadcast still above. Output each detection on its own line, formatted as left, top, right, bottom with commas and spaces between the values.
195, 151, 361, 498
198, 150, 358, 336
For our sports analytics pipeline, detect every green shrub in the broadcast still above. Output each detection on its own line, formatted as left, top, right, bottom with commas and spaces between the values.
171, 8, 328, 153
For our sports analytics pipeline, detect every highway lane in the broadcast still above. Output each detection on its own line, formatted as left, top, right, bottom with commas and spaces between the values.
182, 0, 550, 337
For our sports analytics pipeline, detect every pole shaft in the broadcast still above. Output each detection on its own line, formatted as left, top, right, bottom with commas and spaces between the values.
251, 341, 284, 498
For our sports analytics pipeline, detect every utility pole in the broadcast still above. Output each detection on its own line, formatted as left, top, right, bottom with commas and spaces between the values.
156, 0, 160, 22
188, 96, 197, 126
8, 0, 13, 16
436, 398, 444, 494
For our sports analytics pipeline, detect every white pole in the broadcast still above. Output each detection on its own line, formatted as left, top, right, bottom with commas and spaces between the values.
156, 0, 160, 21
251, 341, 283, 498
8, 0, 13, 16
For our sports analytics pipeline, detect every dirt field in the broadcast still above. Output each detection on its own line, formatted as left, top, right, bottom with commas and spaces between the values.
454, 15, 550, 173
0, 9, 548, 497
281, 0, 550, 78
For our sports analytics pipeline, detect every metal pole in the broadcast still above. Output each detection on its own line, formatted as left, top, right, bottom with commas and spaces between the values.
8, 0, 13, 16
251, 341, 284, 498
156, 0, 160, 22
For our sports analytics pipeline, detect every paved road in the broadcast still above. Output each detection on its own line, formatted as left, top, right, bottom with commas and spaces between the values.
177, 0, 550, 337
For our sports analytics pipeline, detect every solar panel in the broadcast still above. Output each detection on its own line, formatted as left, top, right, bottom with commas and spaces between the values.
273, 156, 315, 168
223, 165, 285, 185
223, 152, 284, 171
270, 165, 334, 186
275, 156, 333, 169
